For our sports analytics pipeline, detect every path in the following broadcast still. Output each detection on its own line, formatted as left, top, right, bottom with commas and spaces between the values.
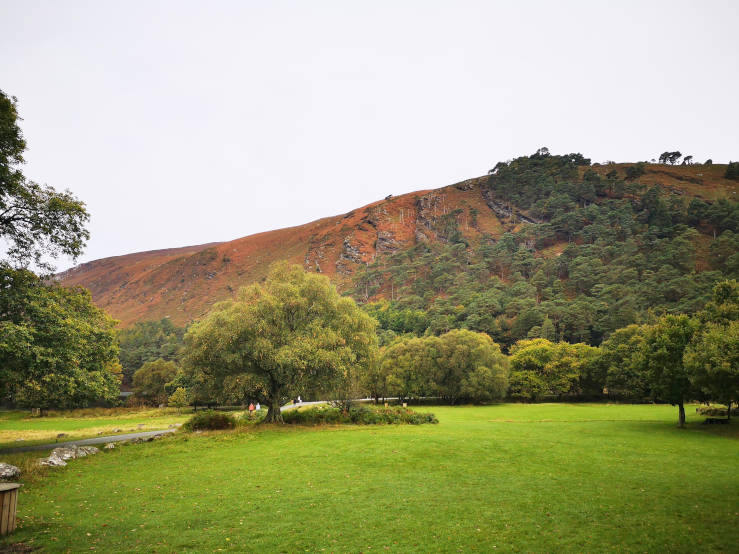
0, 429, 176, 455
2, 398, 388, 454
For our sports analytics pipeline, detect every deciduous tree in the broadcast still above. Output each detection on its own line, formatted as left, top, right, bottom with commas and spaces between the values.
184, 263, 377, 422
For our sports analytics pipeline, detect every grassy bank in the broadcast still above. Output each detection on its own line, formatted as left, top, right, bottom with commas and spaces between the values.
2, 403, 738, 552
0, 408, 191, 449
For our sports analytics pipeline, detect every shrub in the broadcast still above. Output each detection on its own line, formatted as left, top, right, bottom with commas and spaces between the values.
282, 404, 438, 425
240, 409, 266, 424
725, 161, 739, 181
625, 162, 646, 180
183, 410, 236, 431
696, 405, 738, 417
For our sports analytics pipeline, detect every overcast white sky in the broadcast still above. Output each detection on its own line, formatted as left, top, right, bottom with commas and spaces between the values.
2, 0, 738, 270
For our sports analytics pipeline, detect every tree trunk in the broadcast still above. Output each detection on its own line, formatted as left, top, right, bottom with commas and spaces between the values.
264, 393, 283, 424
678, 401, 686, 428
728, 400, 732, 421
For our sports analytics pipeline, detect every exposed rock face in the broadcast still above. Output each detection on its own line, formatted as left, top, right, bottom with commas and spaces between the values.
304, 234, 335, 273
0, 463, 20, 480
376, 230, 401, 254
336, 236, 364, 275
414, 192, 446, 242
480, 187, 540, 224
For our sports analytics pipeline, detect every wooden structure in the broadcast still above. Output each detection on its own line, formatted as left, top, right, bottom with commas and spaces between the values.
0, 483, 20, 535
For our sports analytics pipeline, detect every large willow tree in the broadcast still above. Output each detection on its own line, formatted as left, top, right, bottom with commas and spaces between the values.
183, 263, 378, 422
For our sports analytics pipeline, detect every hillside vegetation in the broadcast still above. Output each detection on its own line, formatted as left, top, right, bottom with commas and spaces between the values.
352, 150, 739, 348
58, 150, 738, 334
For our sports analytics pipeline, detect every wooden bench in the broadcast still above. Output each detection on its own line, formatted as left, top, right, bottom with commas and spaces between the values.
0, 483, 20, 535
703, 417, 730, 425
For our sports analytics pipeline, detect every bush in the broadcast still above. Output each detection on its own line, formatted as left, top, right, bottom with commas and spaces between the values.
183, 410, 237, 431
696, 405, 738, 417
625, 162, 646, 180
725, 161, 739, 181
282, 404, 438, 425
240, 409, 266, 424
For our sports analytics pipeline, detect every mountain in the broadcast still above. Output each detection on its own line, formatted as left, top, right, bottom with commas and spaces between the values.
58, 156, 738, 337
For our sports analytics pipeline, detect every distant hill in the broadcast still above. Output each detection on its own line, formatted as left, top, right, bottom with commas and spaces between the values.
58, 155, 738, 338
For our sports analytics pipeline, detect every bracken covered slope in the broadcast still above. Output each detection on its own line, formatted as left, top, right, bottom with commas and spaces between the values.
57, 163, 737, 327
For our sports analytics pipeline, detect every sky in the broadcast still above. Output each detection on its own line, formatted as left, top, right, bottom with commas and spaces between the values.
1, 0, 738, 271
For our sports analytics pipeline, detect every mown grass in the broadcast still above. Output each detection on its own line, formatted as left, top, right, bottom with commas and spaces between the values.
2, 403, 738, 552
0, 408, 191, 449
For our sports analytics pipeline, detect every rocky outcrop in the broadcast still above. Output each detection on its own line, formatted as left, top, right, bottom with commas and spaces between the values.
38, 445, 100, 467
304, 234, 336, 273
0, 463, 20, 481
414, 192, 452, 243
336, 236, 364, 275
376, 230, 402, 254
480, 188, 540, 224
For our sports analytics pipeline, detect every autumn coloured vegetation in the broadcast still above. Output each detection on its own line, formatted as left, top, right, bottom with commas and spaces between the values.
1, 87, 738, 552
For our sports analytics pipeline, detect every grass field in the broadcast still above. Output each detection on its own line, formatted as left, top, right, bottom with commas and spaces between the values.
2, 404, 738, 552
0, 408, 191, 449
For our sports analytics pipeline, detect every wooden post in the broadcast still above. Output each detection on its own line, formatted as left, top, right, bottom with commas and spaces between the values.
0, 483, 21, 535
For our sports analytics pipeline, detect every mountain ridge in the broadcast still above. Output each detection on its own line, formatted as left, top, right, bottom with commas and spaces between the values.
58, 161, 738, 327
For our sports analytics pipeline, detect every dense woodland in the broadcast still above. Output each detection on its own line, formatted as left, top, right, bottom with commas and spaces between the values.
352, 150, 738, 348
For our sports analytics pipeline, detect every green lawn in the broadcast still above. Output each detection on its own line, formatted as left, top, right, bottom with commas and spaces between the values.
2, 404, 738, 552
0, 408, 191, 449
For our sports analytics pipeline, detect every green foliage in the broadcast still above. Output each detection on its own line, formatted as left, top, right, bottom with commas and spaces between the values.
352, 149, 737, 349
601, 324, 650, 400
659, 151, 682, 165
380, 330, 508, 404
167, 387, 190, 409
184, 263, 378, 422
685, 321, 739, 415
695, 404, 739, 416
624, 162, 646, 180
508, 339, 600, 400
639, 314, 699, 426
725, 161, 739, 181
117, 318, 185, 386
685, 281, 739, 416
182, 410, 236, 431
0, 90, 89, 272
132, 359, 179, 405
282, 404, 438, 425
0, 265, 120, 410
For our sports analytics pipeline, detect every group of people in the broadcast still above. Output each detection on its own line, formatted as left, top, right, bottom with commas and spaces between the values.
247, 402, 260, 413
247, 395, 302, 415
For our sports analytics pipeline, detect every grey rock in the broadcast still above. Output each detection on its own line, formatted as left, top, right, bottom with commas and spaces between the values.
39, 445, 100, 467
50, 447, 78, 461
39, 454, 67, 467
73, 446, 100, 457
104, 443, 116, 450
0, 463, 21, 480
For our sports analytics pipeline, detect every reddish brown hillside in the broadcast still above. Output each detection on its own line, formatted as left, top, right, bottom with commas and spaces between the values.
58, 164, 737, 327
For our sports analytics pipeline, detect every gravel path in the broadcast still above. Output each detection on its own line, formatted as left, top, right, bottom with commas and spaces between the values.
0, 429, 176, 454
